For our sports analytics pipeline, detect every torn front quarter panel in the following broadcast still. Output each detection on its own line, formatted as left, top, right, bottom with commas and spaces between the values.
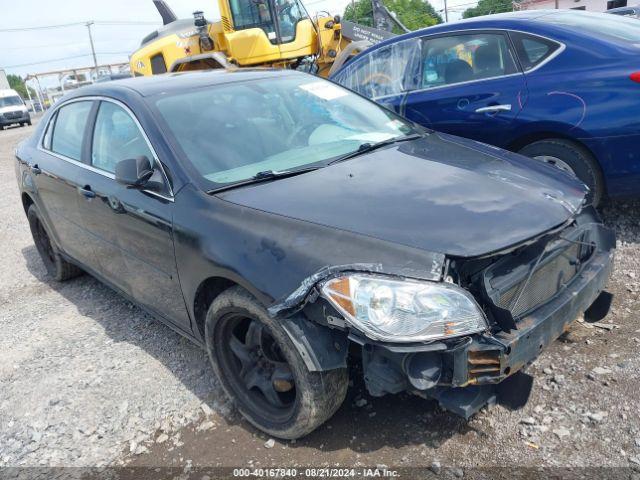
267, 257, 444, 317
287, 208, 614, 419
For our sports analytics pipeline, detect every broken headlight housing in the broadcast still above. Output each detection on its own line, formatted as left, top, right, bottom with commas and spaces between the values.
321, 274, 487, 342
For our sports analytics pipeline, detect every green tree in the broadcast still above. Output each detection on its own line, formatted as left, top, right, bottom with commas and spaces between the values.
343, 0, 442, 33
462, 0, 513, 18
7, 74, 35, 100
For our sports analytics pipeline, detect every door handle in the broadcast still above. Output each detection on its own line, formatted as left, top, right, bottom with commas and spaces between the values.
78, 185, 96, 199
475, 104, 512, 113
29, 164, 41, 175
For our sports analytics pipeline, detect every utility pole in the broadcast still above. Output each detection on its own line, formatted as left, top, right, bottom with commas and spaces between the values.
85, 21, 99, 82
443, 0, 449, 22
25, 79, 36, 113
34, 75, 46, 110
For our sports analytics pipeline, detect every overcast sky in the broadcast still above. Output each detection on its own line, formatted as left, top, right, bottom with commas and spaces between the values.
0, 0, 472, 87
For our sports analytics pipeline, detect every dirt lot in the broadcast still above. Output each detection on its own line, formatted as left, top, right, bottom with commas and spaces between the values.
1, 120, 639, 476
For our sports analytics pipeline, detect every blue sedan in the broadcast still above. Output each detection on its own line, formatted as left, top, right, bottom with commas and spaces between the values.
331, 10, 640, 205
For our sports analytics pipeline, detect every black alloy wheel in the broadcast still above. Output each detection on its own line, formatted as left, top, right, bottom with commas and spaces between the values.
218, 314, 297, 422
27, 204, 83, 281
33, 214, 56, 269
205, 286, 348, 439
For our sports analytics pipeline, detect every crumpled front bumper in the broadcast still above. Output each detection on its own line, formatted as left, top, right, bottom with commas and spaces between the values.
456, 246, 613, 387
357, 219, 615, 419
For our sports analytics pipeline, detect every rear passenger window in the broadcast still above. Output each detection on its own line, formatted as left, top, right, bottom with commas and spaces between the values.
50, 101, 93, 161
91, 101, 154, 173
42, 112, 57, 150
510, 32, 561, 71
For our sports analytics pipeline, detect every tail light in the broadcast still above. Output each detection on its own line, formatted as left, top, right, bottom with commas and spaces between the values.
630, 72, 640, 83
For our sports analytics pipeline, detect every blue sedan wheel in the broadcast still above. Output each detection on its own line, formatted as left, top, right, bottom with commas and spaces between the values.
519, 139, 604, 206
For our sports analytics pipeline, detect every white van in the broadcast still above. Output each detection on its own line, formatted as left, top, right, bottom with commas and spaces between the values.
0, 89, 31, 129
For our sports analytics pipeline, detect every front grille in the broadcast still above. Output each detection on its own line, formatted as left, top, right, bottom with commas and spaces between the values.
483, 231, 594, 321
4, 110, 22, 119
497, 243, 582, 317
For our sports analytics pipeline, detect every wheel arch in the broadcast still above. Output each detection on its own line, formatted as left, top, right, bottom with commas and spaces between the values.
193, 276, 238, 338
21, 192, 34, 215
507, 132, 606, 194
507, 130, 590, 154
193, 276, 349, 372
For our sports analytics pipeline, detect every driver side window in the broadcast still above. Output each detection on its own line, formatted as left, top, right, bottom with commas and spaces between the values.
91, 101, 154, 174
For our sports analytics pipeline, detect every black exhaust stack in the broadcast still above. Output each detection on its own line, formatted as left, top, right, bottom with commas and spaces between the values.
153, 0, 178, 25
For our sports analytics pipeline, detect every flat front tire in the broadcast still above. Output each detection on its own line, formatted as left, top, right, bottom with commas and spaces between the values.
518, 139, 604, 206
27, 204, 83, 281
205, 286, 348, 439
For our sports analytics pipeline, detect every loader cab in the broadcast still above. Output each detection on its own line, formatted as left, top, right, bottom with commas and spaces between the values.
221, 0, 318, 65
129, 0, 320, 77
228, 0, 308, 44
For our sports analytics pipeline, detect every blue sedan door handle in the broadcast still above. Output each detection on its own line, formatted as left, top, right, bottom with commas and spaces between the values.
475, 104, 512, 114
29, 164, 41, 175
78, 185, 96, 199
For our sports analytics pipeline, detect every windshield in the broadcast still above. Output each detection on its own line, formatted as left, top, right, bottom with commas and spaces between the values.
153, 75, 417, 188
540, 11, 640, 42
0, 96, 24, 108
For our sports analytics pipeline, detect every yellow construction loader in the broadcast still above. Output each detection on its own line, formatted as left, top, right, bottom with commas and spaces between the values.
130, 0, 407, 78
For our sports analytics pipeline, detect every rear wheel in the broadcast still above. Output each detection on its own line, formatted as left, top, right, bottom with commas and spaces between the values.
518, 139, 604, 206
205, 286, 348, 439
27, 204, 83, 281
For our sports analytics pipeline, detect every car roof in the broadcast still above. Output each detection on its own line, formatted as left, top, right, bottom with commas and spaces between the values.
394, 9, 557, 34
332, 9, 613, 69
70, 68, 301, 99
0, 89, 20, 98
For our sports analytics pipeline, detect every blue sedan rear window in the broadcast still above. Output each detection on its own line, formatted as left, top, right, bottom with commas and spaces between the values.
540, 11, 640, 42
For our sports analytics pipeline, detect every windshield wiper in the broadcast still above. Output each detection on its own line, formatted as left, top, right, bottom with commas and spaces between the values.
328, 133, 423, 165
207, 166, 321, 194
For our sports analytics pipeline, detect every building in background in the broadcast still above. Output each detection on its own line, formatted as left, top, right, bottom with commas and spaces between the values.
515, 0, 627, 11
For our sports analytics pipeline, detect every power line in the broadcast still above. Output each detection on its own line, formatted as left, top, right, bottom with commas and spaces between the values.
9, 41, 90, 51
0, 20, 158, 33
4, 52, 131, 69
9, 38, 141, 51
0, 21, 86, 32
449, 0, 482, 6
95, 21, 159, 25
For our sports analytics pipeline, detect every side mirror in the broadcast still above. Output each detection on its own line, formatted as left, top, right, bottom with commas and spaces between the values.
115, 156, 154, 188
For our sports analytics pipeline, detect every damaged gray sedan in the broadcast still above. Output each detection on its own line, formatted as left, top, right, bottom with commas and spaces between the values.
16, 69, 615, 439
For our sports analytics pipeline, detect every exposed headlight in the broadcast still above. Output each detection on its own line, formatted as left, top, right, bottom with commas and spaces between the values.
321, 274, 487, 342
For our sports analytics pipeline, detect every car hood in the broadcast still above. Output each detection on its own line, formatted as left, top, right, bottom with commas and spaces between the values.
218, 132, 587, 258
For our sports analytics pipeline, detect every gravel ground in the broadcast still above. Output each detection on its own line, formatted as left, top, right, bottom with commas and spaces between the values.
1, 121, 639, 473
